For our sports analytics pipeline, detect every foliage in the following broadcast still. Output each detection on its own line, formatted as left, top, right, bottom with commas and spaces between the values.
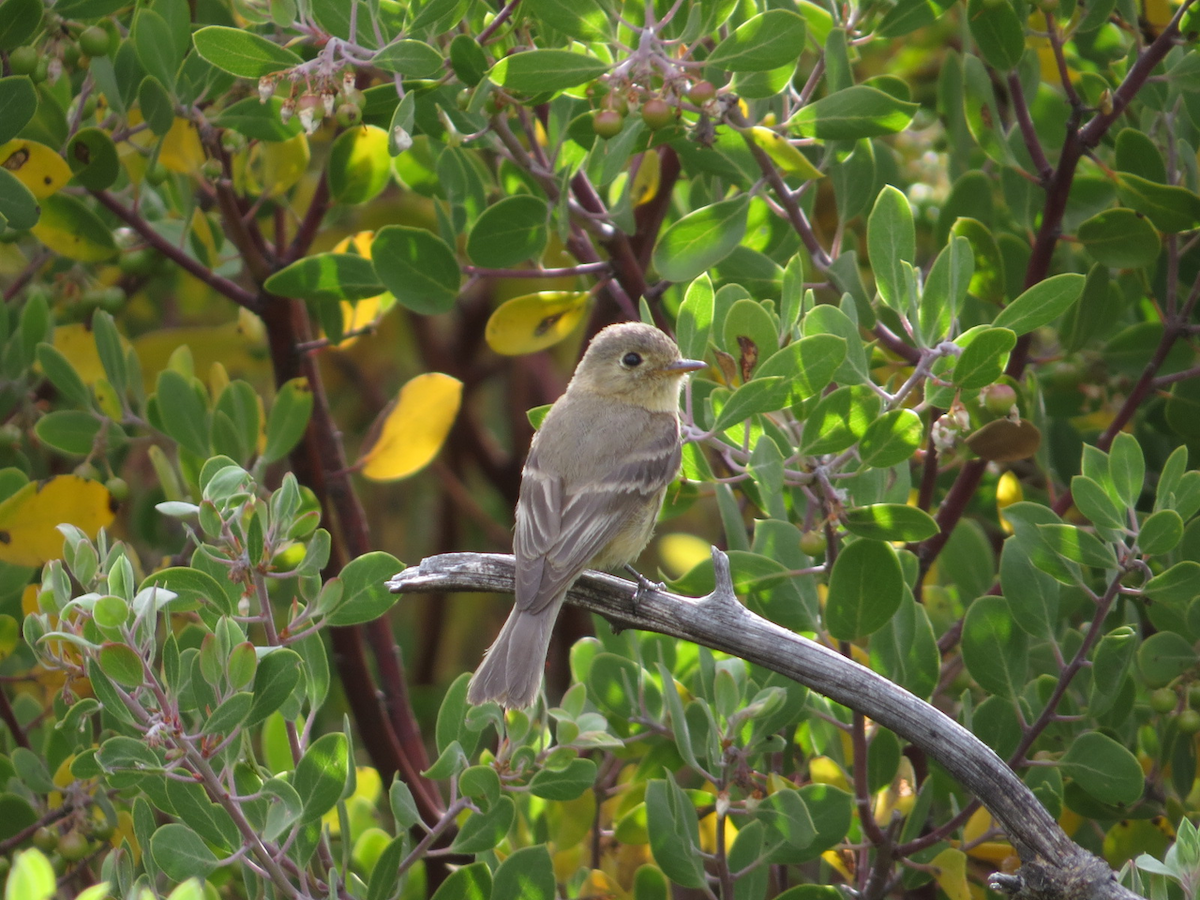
0, 0, 1198, 898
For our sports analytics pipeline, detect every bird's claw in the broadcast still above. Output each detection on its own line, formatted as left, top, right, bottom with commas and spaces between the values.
624, 564, 663, 611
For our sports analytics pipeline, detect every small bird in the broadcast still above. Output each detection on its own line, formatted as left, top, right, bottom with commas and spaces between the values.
467, 322, 706, 709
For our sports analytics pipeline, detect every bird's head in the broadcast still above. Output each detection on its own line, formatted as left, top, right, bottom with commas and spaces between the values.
569, 322, 707, 411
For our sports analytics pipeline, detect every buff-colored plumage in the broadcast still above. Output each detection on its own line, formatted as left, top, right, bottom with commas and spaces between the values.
467, 323, 705, 709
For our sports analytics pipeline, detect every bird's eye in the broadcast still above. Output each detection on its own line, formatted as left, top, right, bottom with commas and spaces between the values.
621, 352, 643, 368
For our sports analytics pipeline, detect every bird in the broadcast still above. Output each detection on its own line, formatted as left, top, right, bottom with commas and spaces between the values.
467, 322, 707, 709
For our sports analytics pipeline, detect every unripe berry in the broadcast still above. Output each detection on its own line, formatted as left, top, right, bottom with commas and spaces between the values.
1150, 687, 1177, 714
593, 108, 623, 139
1178, 708, 1200, 734
983, 383, 1018, 416
79, 26, 111, 58
799, 530, 827, 557
8, 46, 37, 76
687, 80, 716, 104
641, 97, 673, 129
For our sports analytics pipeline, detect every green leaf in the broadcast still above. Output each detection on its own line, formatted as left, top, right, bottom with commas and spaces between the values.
790, 85, 918, 139
489, 49, 609, 93
150, 824, 218, 882
1143, 561, 1200, 608
0, 167, 38, 230
155, 369, 210, 458
0, 0, 40, 52
133, 9, 179, 90
265, 253, 384, 302
529, 758, 597, 800
867, 185, 915, 313
525, 0, 611, 39
35, 343, 92, 408
843, 504, 938, 541
325, 551, 403, 626
191, 26, 303, 78
801, 385, 880, 455
0, 77, 37, 145
201, 691, 253, 737
389, 778, 421, 829
450, 796, 515, 853
1116, 172, 1200, 233
1076, 208, 1161, 269
953, 326, 1015, 389
712, 378, 791, 432
66, 128, 121, 191
492, 846, 556, 900
919, 235, 973, 344
1089, 626, 1136, 717
961, 595, 1027, 700
366, 835, 407, 900
1070, 475, 1125, 531
372, 225, 460, 314
755, 334, 845, 404
294, 732, 349, 822
215, 96, 303, 141
858, 409, 922, 468
966, 0, 1025, 70
652, 195, 749, 283
262, 377, 313, 464
33, 411, 102, 456
327, 125, 392, 205
645, 778, 706, 888
992, 273, 1085, 335
676, 273, 714, 361
1059, 732, 1144, 807
1140, 509, 1184, 556
1108, 431, 1144, 508
138, 76, 175, 136
372, 39, 444, 77
1036, 524, 1117, 569
871, 593, 940, 700
877, 0, 944, 37
140, 566, 233, 615
247, 649, 301, 726
824, 539, 904, 640
707, 10, 808, 72
428, 861, 491, 900
467, 195, 549, 268
32, 194, 117, 262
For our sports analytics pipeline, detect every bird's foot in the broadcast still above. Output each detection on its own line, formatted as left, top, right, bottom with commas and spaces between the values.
624, 564, 664, 610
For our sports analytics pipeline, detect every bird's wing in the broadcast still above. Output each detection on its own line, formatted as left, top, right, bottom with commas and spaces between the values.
513, 417, 681, 616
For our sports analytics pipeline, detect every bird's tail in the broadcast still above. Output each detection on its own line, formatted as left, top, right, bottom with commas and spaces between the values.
466, 606, 556, 709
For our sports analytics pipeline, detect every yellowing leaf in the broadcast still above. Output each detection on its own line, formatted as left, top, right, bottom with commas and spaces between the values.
0, 476, 115, 567
485, 291, 589, 356
159, 119, 206, 175
631, 151, 661, 206
0, 139, 72, 198
748, 126, 824, 179
329, 231, 394, 348
808, 756, 849, 790
255, 132, 310, 196
54, 323, 111, 385
658, 532, 711, 578
930, 847, 971, 900
132, 318, 268, 394
359, 373, 463, 481
957, 807, 1015, 863
996, 469, 1023, 534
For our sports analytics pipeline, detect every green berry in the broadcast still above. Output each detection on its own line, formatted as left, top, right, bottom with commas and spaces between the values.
1177, 708, 1200, 734
799, 530, 827, 557
1188, 684, 1200, 709
79, 26, 111, 58
57, 830, 90, 862
593, 108, 623, 139
105, 477, 129, 502
687, 80, 716, 104
983, 384, 1018, 416
640, 97, 673, 130
335, 102, 362, 128
8, 46, 37, 76
32, 826, 58, 852
31, 57, 48, 84
1150, 687, 1178, 714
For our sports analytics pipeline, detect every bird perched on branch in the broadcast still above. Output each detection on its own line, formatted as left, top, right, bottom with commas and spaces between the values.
467, 322, 706, 709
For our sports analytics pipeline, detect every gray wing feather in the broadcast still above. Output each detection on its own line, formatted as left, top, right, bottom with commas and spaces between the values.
513, 417, 681, 616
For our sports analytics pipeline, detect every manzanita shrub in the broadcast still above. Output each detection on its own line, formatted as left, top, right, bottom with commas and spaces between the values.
0, 0, 1199, 897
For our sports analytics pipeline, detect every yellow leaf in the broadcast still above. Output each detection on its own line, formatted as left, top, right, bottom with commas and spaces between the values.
631, 151, 660, 206
485, 291, 590, 356
748, 126, 824, 180
53, 322, 111, 385
930, 847, 971, 900
657, 532, 711, 579
821, 849, 854, 882
809, 756, 849, 791
958, 807, 1015, 863
996, 469, 1023, 534
255, 132, 311, 196
0, 476, 115, 567
0, 139, 72, 198
131, 319, 268, 394
159, 119, 206, 175
329, 231, 393, 348
359, 373, 463, 481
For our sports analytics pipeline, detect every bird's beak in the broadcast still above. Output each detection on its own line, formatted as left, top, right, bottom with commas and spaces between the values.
665, 358, 708, 374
